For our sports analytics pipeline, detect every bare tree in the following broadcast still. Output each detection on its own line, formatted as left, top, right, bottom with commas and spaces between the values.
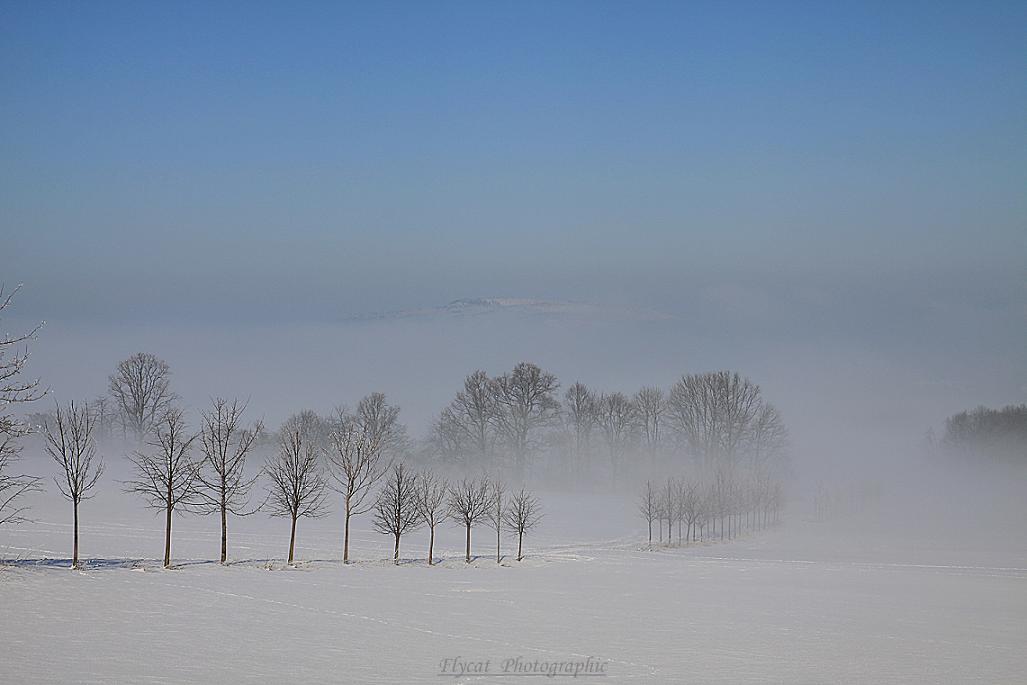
486, 477, 505, 563
749, 403, 788, 474
281, 410, 332, 453
679, 479, 702, 542
654, 484, 666, 543
354, 392, 407, 458
445, 370, 499, 466
448, 476, 491, 563
196, 398, 263, 564
503, 488, 543, 561
564, 382, 597, 478
710, 468, 732, 541
109, 353, 176, 443
372, 463, 421, 564
597, 392, 637, 486
668, 373, 720, 467
663, 478, 676, 544
415, 469, 448, 565
126, 409, 200, 568
672, 478, 688, 545
265, 429, 329, 565
90, 395, 116, 444
720, 374, 763, 465
44, 401, 104, 567
430, 408, 466, 465
492, 363, 560, 479
634, 387, 665, 456
638, 480, 657, 546
325, 416, 387, 563
771, 482, 784, 525
0, 284, 44, 526
668, 371, 763, 469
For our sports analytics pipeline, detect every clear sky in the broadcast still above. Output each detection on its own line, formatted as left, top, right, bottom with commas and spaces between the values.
3, 1, 1024, 323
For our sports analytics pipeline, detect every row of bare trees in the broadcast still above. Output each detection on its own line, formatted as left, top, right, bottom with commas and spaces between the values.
39, 399, 261, 569
369, 467, 541, 566
432, 364, 560, 481
639, 471, 784, 546
26, 388, 543, 568
20, 353, 789, 495
263, 416, 542, 566
432, 366, 789, 487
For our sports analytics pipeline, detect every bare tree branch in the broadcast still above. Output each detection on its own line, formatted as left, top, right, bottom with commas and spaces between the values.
0, 283, 44, 527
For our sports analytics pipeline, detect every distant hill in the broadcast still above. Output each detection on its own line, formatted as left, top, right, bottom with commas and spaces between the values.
345, 297, 672, 322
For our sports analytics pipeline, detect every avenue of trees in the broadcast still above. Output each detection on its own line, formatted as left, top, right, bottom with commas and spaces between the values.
639, 474, 783, 546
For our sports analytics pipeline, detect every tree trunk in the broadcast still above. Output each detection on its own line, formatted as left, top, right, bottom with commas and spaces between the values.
427, 525, 435, 566
393, 533, 400, 564
343, 507, 351, 564
648, 519, 652, 545
163, 505, 173, 568
496, 525, 501, 563
465, 523, 471, 563
288, 515, 297, 565
220, 503, 228, 564
72, 501, 79, 569
517, 531, 524, 561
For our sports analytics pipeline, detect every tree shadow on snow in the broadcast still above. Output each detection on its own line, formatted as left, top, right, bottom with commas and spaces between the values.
1, 557, 148, 570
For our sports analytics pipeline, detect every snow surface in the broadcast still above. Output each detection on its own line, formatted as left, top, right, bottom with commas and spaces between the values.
2, 486, 1025, 683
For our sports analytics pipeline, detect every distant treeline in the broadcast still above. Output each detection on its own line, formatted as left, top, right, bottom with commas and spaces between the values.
934, 404, 1027, 464
22, 357, 791, 491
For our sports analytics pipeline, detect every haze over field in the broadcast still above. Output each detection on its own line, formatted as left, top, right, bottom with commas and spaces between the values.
4, 4, 1025, 483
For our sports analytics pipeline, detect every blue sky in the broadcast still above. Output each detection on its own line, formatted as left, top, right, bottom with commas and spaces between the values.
2, 1, 1025, 323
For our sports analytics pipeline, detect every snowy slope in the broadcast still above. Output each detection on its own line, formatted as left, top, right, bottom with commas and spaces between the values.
2, 487, 1026, 684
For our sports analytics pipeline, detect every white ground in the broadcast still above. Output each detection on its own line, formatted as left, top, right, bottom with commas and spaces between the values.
2, 484, 1025, 683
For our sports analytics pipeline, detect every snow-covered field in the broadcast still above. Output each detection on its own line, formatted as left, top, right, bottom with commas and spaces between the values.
3, 485, 1026, 684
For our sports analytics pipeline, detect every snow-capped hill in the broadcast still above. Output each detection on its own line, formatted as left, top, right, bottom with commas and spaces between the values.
441, 298, 596, 316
